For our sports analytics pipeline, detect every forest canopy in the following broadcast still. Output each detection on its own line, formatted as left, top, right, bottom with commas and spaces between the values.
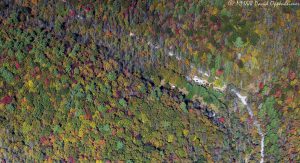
0, 0, 299, 162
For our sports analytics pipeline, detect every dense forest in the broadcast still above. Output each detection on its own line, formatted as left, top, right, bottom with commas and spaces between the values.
0, 0, 299, 162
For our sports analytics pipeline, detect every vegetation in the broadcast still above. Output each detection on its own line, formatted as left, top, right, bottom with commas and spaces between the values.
0, 0, 299, 162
